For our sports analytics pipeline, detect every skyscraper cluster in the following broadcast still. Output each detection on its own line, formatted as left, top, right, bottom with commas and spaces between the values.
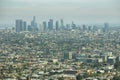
42, 19, 66, 31
15, 16, 109, 32
15, 17, 69, 32
28, 16, 38, 32
16, 16, 38, 32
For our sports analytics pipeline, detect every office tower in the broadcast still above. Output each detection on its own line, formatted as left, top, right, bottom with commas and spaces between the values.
48, 19, 53, 30
43, 21, 47, 31
82, 25, 87, 31
71, 21, 76, 29
16, 19, 22, 32
23, 21, 27, 31
31, 16, 38, 32
55, 21, 59, 31
50, 19, 53, 30
48, 21, 50, 30
16, 19, 26, 32
103, 23, 109, 32
60, 19, 64, 30
39, 24, 44, 32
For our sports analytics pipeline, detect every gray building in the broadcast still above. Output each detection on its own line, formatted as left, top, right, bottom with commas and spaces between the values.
16, 19, 27, 32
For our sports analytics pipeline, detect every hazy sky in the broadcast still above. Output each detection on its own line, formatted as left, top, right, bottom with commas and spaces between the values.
0, 0, 120, 24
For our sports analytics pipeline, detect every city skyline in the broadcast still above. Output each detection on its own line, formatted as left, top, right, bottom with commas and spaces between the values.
15, 16, 110, 33
0, 0, 120, 25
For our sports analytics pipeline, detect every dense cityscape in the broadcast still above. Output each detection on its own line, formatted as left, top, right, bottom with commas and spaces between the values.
0, 16, 120, 80
15, 16, 79, 32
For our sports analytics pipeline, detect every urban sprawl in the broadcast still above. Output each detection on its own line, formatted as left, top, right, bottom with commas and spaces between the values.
0, 17, 120, 80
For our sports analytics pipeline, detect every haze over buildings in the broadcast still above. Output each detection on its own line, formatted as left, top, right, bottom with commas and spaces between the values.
0, 0, 120, 25
1, 0, 120, 79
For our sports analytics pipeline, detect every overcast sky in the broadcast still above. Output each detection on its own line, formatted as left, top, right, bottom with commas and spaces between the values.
0, 0, 120, 24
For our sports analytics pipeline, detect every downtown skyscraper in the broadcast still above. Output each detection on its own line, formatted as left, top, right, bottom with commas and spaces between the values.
56, 21, 59, 31
15, 19, 27, 32
43, 21, 47, 31
48, 19, 53, 31
30, 16, 38, 32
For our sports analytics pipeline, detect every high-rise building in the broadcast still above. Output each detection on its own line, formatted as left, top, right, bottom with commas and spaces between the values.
23, 21, 27, 31
103, 23, 109, 32
43, 21, 47, 31
31, 16, 38, 32
16, 19, 22, 32
16, 19, 26, 32
71, 21, 76, 29
48, 21, 50, 30
82, 25, 87, 31
60, 19, 64, 30
55, 21, 59, 31
48, 19, 53, 30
